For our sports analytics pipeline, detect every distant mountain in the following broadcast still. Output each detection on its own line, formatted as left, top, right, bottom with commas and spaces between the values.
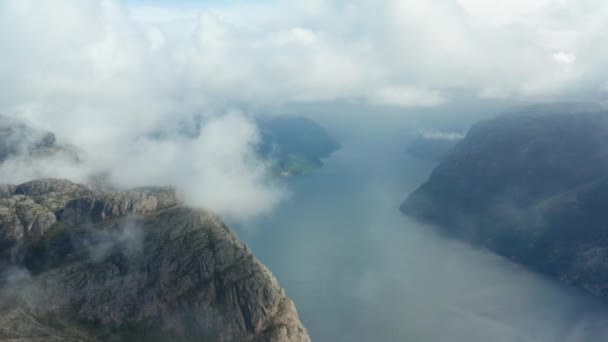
0, 115, 77, 163
0, 179, 310, 341
402, 102, 608, 296
148, 114, 340, 177
256, 116, 340, 176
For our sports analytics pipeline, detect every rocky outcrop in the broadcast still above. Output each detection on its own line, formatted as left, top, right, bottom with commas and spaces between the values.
402, 104, 608, 296
59, 192, 163, 225
0, 179, 309, 341
0, 115, 76, 164
14, 179, 90, 197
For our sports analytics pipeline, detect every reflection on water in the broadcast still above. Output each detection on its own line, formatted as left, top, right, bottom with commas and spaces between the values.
230, 138, 608, 342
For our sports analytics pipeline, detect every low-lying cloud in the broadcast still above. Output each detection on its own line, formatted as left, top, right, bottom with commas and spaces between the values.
0, 112, 285, 220
77, 216, 145, 262
418, 129, 466, 141
1, 0, 607, 219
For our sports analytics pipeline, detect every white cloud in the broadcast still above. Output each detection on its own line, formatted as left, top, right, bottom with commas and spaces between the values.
478, 86, 511, 99
553, 50, 577, 65
418, 129, 466, 141
4, 0, 605, 107
105, 112, 286, 220
1, 0, 607, 217
370, 87, 447, 108
273, 28, 318, 46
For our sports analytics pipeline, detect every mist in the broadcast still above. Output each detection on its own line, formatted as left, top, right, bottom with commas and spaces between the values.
1, 0, 607, 219
2, 0, 608, 340
229, 109, 608, 341
75, 215, 145, 262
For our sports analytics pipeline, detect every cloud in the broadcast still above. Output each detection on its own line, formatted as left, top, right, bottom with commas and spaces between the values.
106, 112, 286, 220
131, 0, 608, 100
0, 111, 285, 220
0, 0, 607, 218
2, 0, 607, 108
370, 87, 447, 108
77, 216, 145, 262
0, 0, 291, 220
553, 50, 577, 65
0, 266, 31, 287
418, 129, 466, 141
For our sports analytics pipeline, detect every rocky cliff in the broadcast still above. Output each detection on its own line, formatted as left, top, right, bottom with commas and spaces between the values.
402, 103, 608, 296
0, 179, 309, 341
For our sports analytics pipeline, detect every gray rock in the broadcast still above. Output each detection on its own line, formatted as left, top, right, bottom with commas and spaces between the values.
59, 192, 159, 225
14, 179, 91, 198
0, 179, 309, 341
0, 205, 24, 263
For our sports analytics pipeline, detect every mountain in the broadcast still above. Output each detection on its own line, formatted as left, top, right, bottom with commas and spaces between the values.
256, 116, 340, 176
0, 179, 310, 341
402, 102, 608, 296
148, 114, 340, 177
0, 115, 77, 164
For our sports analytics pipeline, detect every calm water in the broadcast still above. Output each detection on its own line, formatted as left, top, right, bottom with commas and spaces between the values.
230, 130, 608, 341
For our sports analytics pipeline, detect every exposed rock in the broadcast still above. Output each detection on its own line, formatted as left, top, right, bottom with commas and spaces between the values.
14, 179, 91, 198
402, 103, 608, 296
0, 205, 24, 263
59, 192, 159, 225
0, 295, 80, 342
15, 200, 57, 240
0, 179, 308, 341
0, 115, 77, 165
130, 186, 180, 210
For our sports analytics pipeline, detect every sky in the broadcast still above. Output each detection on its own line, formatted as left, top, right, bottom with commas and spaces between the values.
0, 0, 607, 218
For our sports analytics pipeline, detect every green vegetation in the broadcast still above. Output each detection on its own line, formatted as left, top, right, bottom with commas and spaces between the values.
256, 116, 340, 177
22, 222, 75, 274
275, 153, 323, 177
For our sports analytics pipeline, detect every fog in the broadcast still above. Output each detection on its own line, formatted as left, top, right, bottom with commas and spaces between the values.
230, 110, 608, 341
2, 0, 607, 219
3, 0, 608, 340
76, 216, 145, 262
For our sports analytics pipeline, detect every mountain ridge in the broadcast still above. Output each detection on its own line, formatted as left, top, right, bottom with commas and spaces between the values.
402, 104, 608, 296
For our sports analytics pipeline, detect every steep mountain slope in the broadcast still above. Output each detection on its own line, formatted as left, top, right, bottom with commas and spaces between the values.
402, 104, 608, 296
0, 179, 309, 341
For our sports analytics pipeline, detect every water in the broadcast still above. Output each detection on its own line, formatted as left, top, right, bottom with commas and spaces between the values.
230, 127, 608, 341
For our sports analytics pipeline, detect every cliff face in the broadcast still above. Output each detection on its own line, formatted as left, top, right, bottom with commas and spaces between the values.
0, 179, 309, 342
402, 105, 608, 296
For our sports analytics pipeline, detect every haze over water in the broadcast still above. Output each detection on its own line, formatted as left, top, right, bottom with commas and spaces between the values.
231, 114, 608, 342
